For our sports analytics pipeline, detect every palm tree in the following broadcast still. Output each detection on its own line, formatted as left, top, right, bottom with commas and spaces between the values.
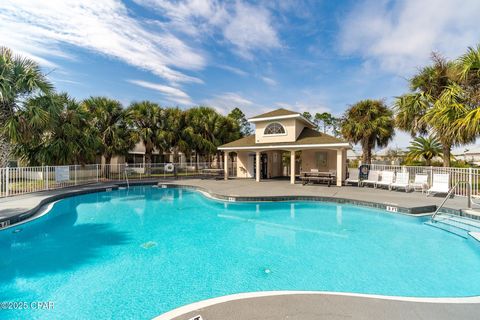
6, 93, 99, 165
406, 136, 443, 166
453, 45, 480, 141
395, 52, 476, 166
341, 99, 395, 164
126, 101, 163, 171
0, 47, 53, 167
83, 97, 134, 166
161, 108, 191, 163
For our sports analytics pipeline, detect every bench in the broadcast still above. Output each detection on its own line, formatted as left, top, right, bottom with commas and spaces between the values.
300, 171, 336, 187
200, 168, 224, 180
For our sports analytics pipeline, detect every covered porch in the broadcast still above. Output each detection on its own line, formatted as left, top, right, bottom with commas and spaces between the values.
222, 147, 348, 186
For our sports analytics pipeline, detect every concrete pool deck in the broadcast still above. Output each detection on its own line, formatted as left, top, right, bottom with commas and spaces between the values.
1, 178, 480, 320
161, 292, 480, 320
1, 178, 478, 227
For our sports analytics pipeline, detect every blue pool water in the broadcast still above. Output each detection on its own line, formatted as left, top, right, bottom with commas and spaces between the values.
1, 186, 480, 319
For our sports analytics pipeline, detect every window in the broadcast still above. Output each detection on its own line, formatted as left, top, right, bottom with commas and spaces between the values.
315, 152, 328, 168
264, 122, 286, 135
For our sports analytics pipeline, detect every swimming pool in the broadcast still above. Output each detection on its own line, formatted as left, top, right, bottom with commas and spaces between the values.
1, 186, 480, 319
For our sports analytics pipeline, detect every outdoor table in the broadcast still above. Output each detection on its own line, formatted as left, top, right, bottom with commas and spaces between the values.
300, 171, 335, 187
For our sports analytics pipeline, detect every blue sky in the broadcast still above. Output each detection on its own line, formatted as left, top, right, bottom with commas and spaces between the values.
1, 0, 479, 147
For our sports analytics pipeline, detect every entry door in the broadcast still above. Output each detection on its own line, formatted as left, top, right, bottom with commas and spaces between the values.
261, 154, 268, 179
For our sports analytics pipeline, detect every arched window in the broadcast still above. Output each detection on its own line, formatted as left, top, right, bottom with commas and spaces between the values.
264, 122, 286, 135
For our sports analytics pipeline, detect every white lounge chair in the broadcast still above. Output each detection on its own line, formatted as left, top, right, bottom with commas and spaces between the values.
391, 172, 410, 192
361, 170, 380, 188
345, 168, 360, 185
376, 171, 395, 189
411, 174, 429, 193
427, 173, 450, 196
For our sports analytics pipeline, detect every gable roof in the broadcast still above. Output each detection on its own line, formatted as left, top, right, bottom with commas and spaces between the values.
248, 108, 316, 127
219, 127, 349, 150
249, 108, 299, 119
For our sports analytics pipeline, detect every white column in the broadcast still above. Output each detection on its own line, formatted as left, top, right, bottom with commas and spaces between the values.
336, 148, 343, 186
290, 150, 296, 184
224, 151, 229, 180
255, 151, 261, 182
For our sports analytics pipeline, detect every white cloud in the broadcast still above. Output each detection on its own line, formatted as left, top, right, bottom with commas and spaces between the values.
217, 64, 249, 77
128, 79, 193, 105
338, 0, 480, 74
203, 92, 259, 115
0, 0, 205, 84
134, 0, 280, 59
261, 76, 277, 86
223, 2, 280, 59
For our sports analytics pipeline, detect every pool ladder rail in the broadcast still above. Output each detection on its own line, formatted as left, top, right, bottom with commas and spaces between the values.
427, 181, 480, 239
124, 167, 130, 189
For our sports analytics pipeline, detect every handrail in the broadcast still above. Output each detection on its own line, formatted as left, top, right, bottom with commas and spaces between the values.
124, 168, 130, 189
431, 181, 470, 222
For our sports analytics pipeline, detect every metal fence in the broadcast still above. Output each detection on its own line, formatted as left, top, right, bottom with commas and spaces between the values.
0, 162, 232, 198
349, 163, 480, 197
1, 162, 479, 198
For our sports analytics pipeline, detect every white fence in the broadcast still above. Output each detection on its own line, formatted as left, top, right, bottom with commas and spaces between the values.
351, 164, 480, 197
1, 162, 478, 199
0, 162, 232, 198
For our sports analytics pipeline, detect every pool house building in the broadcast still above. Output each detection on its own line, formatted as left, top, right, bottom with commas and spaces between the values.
218, 108, 351, 186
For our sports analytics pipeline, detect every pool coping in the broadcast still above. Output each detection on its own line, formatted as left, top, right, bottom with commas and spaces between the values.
159, 183, 438, 216
154, 291, 480, 320
0, 179, 474, 231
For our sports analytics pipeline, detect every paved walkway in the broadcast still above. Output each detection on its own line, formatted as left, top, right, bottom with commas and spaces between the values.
167, 178, 471, 212
165, 293, 480, 320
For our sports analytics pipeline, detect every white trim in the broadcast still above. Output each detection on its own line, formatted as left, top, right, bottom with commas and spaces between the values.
219, 143, 350, 151
249, 114, 316, 127
153, 291, 480, 320
248, 114, 299, 122
263, 122, 287, 136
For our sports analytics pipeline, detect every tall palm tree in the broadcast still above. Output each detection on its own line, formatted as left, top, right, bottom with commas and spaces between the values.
395, 52, 477, 166
406, 136, 443, 166
83, 97, 134, 166
453, 45, 480, 140
6, 93, 99, 165
161, 107, 191, 163
0, 47, 53, 167
185, 107, 220, 162
126, 101, 163, 171
341, 99, 395, 164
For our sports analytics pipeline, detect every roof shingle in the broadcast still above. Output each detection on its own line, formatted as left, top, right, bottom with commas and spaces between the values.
219, 127, 348, 149
249, 108, 299, 119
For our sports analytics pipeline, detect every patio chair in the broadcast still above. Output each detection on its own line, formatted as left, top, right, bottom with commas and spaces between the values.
391, 172, 410, 192
427, 173, 450, 196
376, 171, 395, 189
361, 170, 380, 188
411, 174, 429, 193
345, 168, 360, 186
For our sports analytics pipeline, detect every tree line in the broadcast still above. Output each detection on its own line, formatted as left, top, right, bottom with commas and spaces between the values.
0, 47, 249, 167
1, 44, 479, 168
340, 44, 480, 167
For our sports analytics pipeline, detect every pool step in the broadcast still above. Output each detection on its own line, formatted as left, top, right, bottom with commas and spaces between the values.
424, 220, 468, 239
425, 213, 480, 239
435, 213, 480, 232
